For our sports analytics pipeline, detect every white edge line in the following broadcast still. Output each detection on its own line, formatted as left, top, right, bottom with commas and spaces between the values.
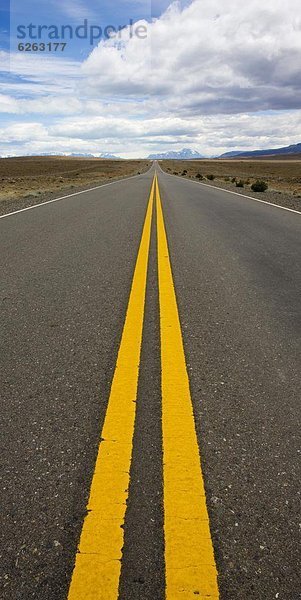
0, 165, 154, 220
155, 161, 301, 216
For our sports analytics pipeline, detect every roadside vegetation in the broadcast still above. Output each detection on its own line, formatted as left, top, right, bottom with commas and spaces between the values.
251, 180, 269, 192
161, 158, 301, 211
164, 165, 270, 193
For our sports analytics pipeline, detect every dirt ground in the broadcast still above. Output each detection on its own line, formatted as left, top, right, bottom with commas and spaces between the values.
0, 156, 151, 205
160, 158, 301, 212
161, 158, 301, 195
1, 155, 300, 215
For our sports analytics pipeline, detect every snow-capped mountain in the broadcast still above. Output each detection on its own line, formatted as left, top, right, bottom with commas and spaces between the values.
69, 152, 121, 159
148, 148, 204, 160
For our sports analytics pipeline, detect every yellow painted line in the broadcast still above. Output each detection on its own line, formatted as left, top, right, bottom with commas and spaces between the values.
155, 174, 219, 599
67, 176, 155, 600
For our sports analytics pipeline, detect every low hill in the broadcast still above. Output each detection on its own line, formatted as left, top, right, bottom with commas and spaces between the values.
220, 142, 301, 159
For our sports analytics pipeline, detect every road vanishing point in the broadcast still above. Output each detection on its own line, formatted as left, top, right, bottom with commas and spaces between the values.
1, 165, 300, 599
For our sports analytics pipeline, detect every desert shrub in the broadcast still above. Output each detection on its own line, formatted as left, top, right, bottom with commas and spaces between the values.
182, 169, 188, 176
173, 171, 178, 175
236, 180, 244, 188
196, 173, 203, 180
251, 180, 268, 192
207, 174, 215, 181
231, 177, 237, 183
224, 176, 230, 182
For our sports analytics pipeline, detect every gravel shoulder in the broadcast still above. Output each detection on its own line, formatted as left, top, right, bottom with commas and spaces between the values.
186, 176, 301, 212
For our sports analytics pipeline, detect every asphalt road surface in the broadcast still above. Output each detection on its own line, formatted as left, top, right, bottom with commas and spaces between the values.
1, 164, 300, 600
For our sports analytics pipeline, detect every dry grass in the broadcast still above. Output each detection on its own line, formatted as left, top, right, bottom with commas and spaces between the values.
0, 156, 151, 202
161, 158, 301, 197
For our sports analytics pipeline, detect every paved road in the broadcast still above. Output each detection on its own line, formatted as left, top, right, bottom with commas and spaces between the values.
0, 165, 300, 599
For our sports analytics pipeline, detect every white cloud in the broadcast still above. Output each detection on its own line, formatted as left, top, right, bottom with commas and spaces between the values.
1, 110, 301, 158
1, 0, 301, 157
82, 0, 301, 113
7, 52, 81, 94
0, 94, 20, 114
0, 122, 48, 142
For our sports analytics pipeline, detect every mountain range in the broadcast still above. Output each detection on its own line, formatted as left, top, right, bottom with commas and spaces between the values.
147, 142, 301, 160
147, 148, 205, 160
68, 152, 121, 159
5, 152, 122, 159
219, 142, 301, 159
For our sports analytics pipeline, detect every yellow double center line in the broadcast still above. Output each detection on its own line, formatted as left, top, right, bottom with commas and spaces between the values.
67, 176, 155, 600
67, 174, 219, 599
156, 176, 219, 599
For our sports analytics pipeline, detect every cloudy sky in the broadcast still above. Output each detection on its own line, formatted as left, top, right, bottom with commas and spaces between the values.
0, 0, 301, 157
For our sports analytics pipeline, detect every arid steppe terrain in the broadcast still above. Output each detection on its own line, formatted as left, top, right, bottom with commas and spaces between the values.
160, 157, 301, 211
1, 155, 301, 215
0, 156, 151, 215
